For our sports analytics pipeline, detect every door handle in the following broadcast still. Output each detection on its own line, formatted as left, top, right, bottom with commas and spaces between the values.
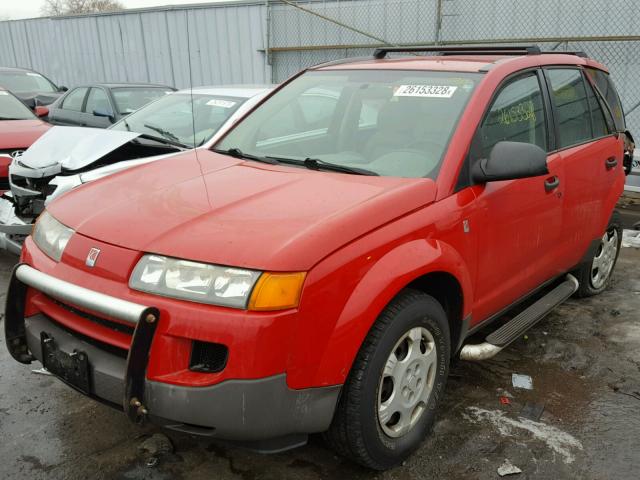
605, 156, 618, 169
544, 175, 560, 192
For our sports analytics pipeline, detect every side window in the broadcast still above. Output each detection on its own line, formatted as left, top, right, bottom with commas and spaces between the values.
256, 85, 343, 142
546, 69, 591, 148
477, 73, 547, 158
84, 88, 111, 114
61, 87, 88, 112
297, 91, 337, 130
584, 76, 611, 138
585, 68, 625, 131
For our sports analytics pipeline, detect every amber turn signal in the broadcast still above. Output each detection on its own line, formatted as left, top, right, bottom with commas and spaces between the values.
248, 272, 307, 311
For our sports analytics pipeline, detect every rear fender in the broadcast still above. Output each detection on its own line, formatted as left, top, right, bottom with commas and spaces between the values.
306, 238, 472, 387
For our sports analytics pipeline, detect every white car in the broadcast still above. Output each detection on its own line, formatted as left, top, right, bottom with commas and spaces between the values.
0, 85, 274, 254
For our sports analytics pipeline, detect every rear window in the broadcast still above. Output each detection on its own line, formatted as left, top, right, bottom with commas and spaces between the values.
112, 88, 173, 115
0, 91, 35, 120
585, 68, 626, 131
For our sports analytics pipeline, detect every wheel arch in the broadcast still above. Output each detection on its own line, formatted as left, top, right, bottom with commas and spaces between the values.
304, 239, 473, 387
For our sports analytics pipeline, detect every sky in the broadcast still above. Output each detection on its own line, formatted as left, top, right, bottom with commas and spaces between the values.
0, 0, 224, 20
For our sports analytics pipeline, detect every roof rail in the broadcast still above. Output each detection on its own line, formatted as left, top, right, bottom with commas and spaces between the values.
373, 45, 541, 59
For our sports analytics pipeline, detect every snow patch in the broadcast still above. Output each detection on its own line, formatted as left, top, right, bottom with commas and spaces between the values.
464, 407, 583, 464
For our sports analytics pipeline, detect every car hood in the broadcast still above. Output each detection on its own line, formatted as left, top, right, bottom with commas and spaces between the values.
0, 119, 50, 149
15, 91, 63, 107
49, 150, 437, 271
17, 126, 140, 170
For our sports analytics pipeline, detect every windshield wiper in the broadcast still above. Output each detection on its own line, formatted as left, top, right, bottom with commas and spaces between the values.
143, 123, 182, 144
0, 116, 26, 120
266, 156, 378, 176
213, 147, 279, 165
135, 133, 188, 149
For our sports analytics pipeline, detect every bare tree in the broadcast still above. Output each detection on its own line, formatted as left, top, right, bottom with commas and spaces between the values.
41, 0, 124, 16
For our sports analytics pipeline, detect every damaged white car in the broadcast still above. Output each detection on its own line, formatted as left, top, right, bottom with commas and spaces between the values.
0, 85, 273, 254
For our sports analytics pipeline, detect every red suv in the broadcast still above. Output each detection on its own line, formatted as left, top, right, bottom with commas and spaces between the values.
5, 46, 626, 469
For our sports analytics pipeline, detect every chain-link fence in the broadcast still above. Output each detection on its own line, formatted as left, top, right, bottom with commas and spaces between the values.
266, 0, 640, 136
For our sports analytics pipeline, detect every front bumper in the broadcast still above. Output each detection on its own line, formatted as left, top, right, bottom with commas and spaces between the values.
4, 264, 340, 445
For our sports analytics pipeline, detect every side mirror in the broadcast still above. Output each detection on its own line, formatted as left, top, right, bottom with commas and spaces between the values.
34, 106, 49, 118
472, 141, 548, 183
93, 108, 115, 122
59, 86, 68, 92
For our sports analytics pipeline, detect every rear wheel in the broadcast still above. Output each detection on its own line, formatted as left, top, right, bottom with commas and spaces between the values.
324, 289, 450, 470
575, 211, 622, 297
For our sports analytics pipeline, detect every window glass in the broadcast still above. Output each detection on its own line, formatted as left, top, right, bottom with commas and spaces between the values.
111, 93, 245, 147
478, 74, 547, 158
585, 68, 625, 131
0, 91, 35, 120
84, 88, 111, 115
547, 69, 592, 148
112, 88, 172, 115
217, 70, 480, 179
0, 71, 57, 93
62, 88, 88, 111
584, 77, 610, 138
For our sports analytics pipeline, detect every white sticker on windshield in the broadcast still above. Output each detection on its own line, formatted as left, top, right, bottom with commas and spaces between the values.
394, 85, 458, 98
0, 91, 7, 95
26, 72, 42, 77
207, 99, 237, 108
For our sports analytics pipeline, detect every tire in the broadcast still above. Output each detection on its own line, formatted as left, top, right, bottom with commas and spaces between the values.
574, 210, 622, 297
324, 289, 450, 470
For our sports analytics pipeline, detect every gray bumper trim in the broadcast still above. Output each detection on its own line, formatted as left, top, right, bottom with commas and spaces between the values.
16, 264, 148, 325
23, 313, 341, 442
147, 376, 341, 441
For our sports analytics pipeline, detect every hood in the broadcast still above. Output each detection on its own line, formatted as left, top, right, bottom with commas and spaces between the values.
49, 150, 437, 271
15, 91, 63, 107
17, 126, 140, 171
0, 119, 50, 150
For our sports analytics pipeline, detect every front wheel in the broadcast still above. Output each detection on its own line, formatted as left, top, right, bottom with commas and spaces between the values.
324, 290, 450, 470
574, 211, 622, 297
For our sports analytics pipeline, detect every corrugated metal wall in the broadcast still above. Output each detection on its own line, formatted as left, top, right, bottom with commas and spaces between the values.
0, 2, 269, 89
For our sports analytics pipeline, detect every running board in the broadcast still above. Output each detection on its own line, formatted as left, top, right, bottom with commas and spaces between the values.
459, 274, 579, 361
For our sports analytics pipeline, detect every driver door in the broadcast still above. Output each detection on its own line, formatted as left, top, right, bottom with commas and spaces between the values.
470, 70, 565, 323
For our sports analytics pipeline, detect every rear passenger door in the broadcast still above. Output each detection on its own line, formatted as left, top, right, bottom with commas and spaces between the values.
49, 87, 88, 126
544, 67, 622, 265
470, 70, 565, 322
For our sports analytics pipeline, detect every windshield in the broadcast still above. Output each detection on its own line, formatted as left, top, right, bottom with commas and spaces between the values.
0, 91, 35, 120
112, 87, 174, 115
216, 70, 480, 178
0, 71, 57, 94
111, 92, 246, 148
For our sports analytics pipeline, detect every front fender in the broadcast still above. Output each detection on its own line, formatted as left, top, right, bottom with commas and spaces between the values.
296, 238, 473, 388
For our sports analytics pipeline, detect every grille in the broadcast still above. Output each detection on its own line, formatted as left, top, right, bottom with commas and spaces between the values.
189, 341, 228, 373
52, 298, 135, 336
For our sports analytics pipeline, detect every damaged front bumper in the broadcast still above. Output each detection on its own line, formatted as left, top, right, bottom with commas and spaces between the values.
4, 264, 340, 450
0, 196, 30, 255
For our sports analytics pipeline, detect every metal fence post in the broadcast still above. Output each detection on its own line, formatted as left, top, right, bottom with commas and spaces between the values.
435, 0, 443, 45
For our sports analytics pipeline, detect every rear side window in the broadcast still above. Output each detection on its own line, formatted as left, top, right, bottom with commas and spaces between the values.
62, 87, 88, 111
584, 78, 611, 138
477, 73, 547, 158
585, 68, 625, 131
546, 69, 591, 149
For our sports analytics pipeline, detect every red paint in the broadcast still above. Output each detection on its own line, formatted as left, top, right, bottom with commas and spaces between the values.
21, 53, 624, 390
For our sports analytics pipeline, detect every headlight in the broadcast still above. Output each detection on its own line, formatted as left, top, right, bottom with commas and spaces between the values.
32, 211, 74, 262
129, 254, 306, 310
